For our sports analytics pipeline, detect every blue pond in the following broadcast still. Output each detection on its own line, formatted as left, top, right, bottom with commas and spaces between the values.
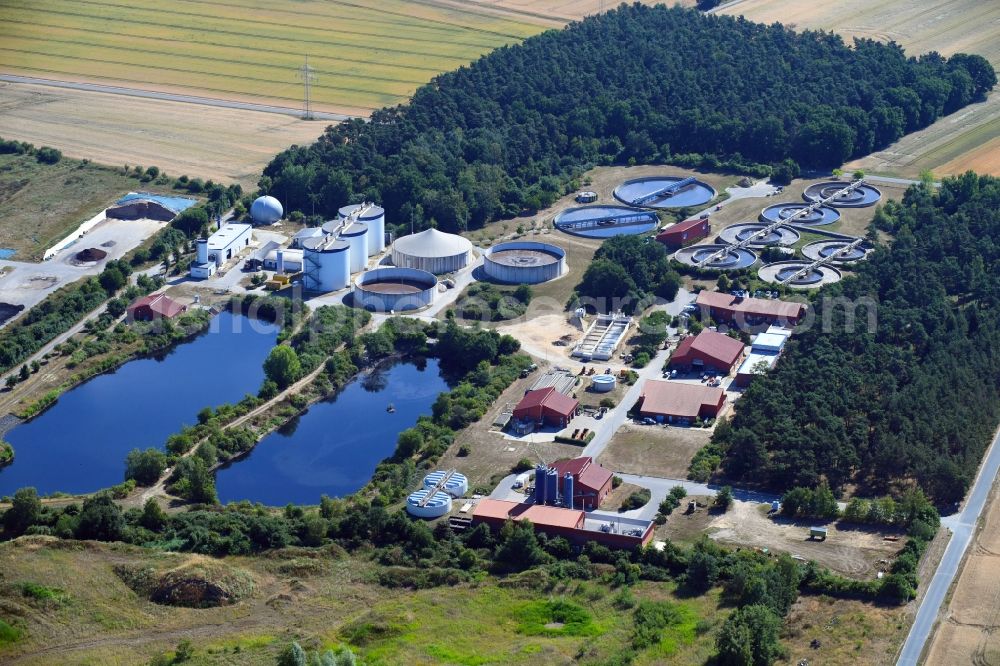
215, 358, 449, 506
117, 192, 197, 214
554, 205, 659, 239
614, 177, 715, 209
0, 312, 278, 496
0, 249, 15, 260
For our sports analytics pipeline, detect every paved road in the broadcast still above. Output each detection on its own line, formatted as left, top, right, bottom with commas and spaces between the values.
0, 74, 351, 121
897, 426, 1000, 665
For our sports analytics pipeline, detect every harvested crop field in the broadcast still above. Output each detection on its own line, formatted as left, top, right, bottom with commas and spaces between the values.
458, 0, 687, 24
925, 480, 1000, 665
719, 0, 1000, 178
0, 0, 543, 115
0, 81, 333, 188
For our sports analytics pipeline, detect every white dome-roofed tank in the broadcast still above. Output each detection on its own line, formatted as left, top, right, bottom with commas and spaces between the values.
423, 470, 468, 498
341, 223, 369, 274
405, 489, 452, 519
391, 227, 472, 274
339, 203, 385, 256
302, 237, 350, 293
250, 195, 283, 224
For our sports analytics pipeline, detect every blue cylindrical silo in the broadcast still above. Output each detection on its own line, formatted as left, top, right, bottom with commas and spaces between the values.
564, 473, 575, 509
534, 465, 547, 504
545, 468, 558, 506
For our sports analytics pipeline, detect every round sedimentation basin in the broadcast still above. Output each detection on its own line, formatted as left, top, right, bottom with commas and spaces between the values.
760, 203, 840, 226
758, 260, 842, 288
801, 240, 867, 263
718, 223, 800, 247
614, 176, 715, 209
803, 181, 882, 207
673, 244, 758, 270
484, 241, 566, 284
554, 205, 659, 238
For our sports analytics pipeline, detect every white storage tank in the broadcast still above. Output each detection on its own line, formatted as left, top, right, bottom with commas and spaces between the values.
423, 471, 469, 498
353, 267, 437, 312
591, 374, 616, 393
302, 237, 351, 293
342, 223, 368, 274
406, 489, 452, 519
391, 228, 472, 275
484, 241, 567, 284
339, 203, 386, 256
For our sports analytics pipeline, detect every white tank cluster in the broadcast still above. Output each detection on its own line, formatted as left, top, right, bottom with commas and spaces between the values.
339, 204, 386, 256
299, 202, 386, 293
406, 470, 468, 519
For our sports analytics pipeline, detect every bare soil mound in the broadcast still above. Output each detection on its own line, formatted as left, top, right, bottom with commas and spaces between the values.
75, 247, 107, 262
116, 558, 256, 608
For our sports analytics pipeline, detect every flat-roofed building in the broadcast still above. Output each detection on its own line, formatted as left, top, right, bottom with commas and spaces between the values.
472, 499, 653, 549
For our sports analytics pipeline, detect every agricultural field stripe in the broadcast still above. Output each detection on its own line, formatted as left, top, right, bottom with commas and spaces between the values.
0, 18, 443, 77
0, 31, 428, 87
0, 59, 388, 110
49, 0, 512, 50
0, 46, 413, 98
0, 74, 359, 118
4, 3, 486, 67
166, 0, 537, 41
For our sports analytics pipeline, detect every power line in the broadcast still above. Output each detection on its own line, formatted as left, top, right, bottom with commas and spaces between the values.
298, 56, 315, 120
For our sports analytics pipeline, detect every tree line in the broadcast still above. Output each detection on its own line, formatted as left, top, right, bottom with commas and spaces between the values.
261, 4, 994, 235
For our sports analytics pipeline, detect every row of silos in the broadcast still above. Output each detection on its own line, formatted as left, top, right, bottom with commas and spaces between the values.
301, 203, 386, 293
533, 464, 574, 508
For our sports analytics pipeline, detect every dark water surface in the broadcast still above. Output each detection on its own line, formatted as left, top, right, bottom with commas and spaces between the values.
0, 312, 278, 495
215, 358, 448, 506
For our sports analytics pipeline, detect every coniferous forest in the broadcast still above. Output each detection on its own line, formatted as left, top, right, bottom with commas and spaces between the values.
262, 4, 994, 233
707, 174, 1000, 506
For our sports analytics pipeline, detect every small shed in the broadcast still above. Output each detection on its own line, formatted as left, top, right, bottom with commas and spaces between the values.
809, 526, 828, 540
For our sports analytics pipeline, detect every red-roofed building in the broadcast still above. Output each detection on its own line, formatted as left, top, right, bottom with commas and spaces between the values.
126, 294, 187, 322
513, 387, 579, 428
695, 290, 805, 327
637, 380, 726, 423
669, 329, 745, 375
656, 218, 710, 249
472, 498, 653, 549
549, 457, 614, 510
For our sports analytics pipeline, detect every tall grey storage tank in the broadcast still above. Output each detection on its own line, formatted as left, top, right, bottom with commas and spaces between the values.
535, 465, 547, 504
302, 237, 350, 293
545, 468, 558, 506
342, 223, 368, 274
339, 203, 385, 256
564, 473, 575, 509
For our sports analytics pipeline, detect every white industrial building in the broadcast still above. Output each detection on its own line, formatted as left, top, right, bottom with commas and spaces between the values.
391, 228, 472, 274
190, 223, 253, 279
262, 248, 303, 273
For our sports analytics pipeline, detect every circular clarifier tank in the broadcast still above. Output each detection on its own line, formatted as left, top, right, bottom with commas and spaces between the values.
803, 181, 882, 207
760, 203, 840, 226
801, 239, 868, 263
614, 176, 715, 209
718, 223, 800, 247
673, 244, 758, 270
758, 260, 842, 288
554, 205, 659, 238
